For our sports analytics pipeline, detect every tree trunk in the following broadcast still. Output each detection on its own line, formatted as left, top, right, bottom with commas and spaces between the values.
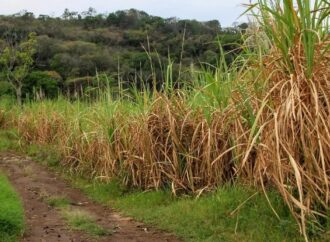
16, 86, 22, 106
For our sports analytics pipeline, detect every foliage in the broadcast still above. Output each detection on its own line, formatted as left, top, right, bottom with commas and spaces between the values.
24, 71, 61, 99
249, 0, 330, 77
0, 81, 14, 96
0, 9, 244, 100
0, 32, 37, 104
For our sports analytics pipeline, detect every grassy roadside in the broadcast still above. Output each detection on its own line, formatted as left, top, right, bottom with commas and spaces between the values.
0, 173, 24, 242
75, 180, 302, 241
0, 129, 306, 241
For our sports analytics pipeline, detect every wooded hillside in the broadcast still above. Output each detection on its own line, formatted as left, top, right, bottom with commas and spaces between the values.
0, 8, 247, 98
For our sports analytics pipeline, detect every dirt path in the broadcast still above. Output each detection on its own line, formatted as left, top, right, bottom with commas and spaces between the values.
0, 152, 180, 242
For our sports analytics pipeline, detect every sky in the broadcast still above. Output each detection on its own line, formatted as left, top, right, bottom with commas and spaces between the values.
0, 0, 250, 27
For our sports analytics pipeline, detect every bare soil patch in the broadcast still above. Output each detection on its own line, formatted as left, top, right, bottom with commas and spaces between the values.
0, 152, 180, 242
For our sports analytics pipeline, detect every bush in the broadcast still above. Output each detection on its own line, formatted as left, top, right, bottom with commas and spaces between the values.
24, 71, 62, 99
0, 81, 14, 97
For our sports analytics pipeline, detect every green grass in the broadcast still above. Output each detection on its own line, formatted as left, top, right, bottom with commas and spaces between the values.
45, 195, 71, 208
0, 173, 24, 242
0, 129, 20, 152
61, 208, 112, 236
75, 180, 303, 242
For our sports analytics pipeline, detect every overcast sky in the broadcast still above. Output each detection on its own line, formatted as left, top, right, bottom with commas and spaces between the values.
0, 0, 250, 27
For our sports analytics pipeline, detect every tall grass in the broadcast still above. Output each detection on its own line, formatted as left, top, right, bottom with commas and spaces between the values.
248, 0, 330, 77
0, 1, 329, 241
242, 1, 330, 239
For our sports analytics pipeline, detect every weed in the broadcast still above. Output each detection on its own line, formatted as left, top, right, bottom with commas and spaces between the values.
61, 208, 112, 236
46, 196, 71, 208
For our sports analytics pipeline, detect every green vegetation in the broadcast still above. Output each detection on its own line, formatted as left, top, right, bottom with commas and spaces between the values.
0, 173, 24, 242
251, 0, 330, 77
0, 9, 244, 101
0, 32, 36, 105
0, 0, 329, 241
0, 130, 20, 151
61, 209, 111, 236
44, 195, 71, 208
76, 180, 302, 241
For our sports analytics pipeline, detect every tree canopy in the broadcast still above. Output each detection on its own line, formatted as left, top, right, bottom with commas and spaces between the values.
0, 8, 247, 101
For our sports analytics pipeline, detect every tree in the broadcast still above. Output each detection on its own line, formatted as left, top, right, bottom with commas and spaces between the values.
82, 7, 97, 18
62, 8, 78, 20
205, 20, 221, 32
62, 8, 70, 19
106, 13, 119, 26
0, 32, 37, 105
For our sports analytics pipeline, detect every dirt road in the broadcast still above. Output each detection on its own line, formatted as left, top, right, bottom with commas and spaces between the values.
0, 152, 180, 242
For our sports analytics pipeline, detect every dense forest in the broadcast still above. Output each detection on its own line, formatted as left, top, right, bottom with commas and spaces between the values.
0, 8, 247, 99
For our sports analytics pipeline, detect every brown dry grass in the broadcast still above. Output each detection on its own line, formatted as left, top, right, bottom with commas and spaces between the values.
239, 39, 330, 238
2, 20, 329, 242
121, 95, 237, 193
12, 45, 330, 236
